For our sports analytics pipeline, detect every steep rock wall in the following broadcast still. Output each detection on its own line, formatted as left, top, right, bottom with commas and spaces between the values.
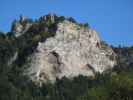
24, 21, 116, 85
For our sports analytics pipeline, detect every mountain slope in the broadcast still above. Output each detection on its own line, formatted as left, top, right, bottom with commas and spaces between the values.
0, 14, 133, 100
7, 14, 116, 85
23, 20, 116, 85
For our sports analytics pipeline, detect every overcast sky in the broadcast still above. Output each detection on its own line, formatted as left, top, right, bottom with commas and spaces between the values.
0, 0, 133, 46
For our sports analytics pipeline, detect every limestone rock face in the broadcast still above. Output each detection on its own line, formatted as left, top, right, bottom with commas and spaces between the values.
24, 20, 116, 84
11, 16, 32, 37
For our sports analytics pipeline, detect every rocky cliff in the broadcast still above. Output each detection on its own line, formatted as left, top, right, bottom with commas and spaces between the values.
10, 14, 117, 85
1, 14, 133, 100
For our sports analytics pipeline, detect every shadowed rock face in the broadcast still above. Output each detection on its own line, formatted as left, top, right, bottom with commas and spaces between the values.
24, 20, 116, 85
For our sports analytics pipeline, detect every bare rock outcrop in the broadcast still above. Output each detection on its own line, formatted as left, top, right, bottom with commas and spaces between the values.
11, 16, 32, 37
24, 20, 116, 85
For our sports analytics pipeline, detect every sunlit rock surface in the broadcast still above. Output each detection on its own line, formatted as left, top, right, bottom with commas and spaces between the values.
24, 20, 116, 84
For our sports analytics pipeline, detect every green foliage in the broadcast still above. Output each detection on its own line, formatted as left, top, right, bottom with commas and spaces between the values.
0, 32, 16, 67
79, 23, 90, 28
1, 66, 133, 100
67, 17, 77, 23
